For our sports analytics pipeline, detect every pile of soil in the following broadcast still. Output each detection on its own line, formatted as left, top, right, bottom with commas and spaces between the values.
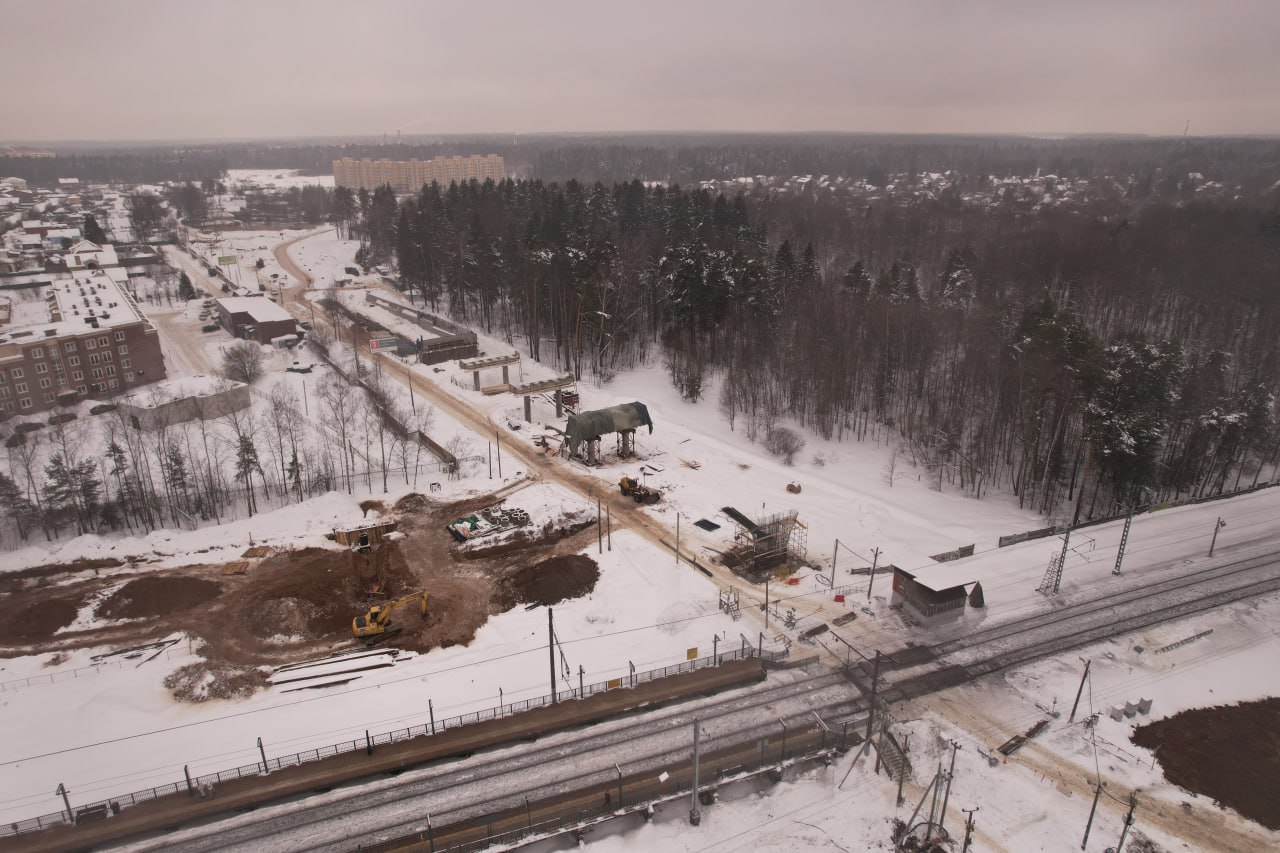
494, 554, 599, 608
1132, 697, 1280, 830
0, 595, 81, 643
96, 576, 223, 620
164, 661, 266, 702
394, 492, 432, 514
247, 547, 361, 637
241, 597, 323, 640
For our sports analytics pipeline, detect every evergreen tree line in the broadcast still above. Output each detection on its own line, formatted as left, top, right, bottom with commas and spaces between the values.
9, 134, 1280, 195
343, 176, 1280, 521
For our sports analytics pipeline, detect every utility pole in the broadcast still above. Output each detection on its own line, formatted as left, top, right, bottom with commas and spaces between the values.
1055, 526, 1073, 593
939, 740, 960, 833
1069, 659, 1092, 723
1116, 793, 1138, 851
1209, 516, 1226, 556
866, 650, 882, 741
675, 514, 681, 565
495, 430, 503, 478
925, 760, 943, 841
867, 547, 881, 601
597, 498, 602, 554
1081, 781, 1103, 850
1114, 507, 1133, 575
962, 807, 978, 852
56, 783, 72, 824
689, 719, 702, 825
831, 538, 839, 587
548, 607, 557, 704
764, 578, 770, 628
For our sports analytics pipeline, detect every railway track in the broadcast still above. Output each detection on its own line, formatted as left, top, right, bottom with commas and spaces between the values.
879, 549, 1280, 698
118, 670, 862, 852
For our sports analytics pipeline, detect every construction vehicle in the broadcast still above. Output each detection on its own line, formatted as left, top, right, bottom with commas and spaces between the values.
619, 475, 661, 505
352, 590, 428, 644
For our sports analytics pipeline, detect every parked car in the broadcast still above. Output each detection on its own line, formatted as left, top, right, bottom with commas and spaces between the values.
344, 266, 359, 276
201, 324, 219, 333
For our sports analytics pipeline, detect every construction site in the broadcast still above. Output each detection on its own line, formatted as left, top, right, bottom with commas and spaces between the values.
0, 490, 603, 701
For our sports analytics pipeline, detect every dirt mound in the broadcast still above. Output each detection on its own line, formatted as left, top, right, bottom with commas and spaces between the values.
0, 595, 81, 643
495, 554, 599, 608
1132, 697, 1280, 830
165, 661, 266, 702
96, 576, 223, 620
242, 597, 322, 640
394, 493, 432, 513
360, 499, 386, 516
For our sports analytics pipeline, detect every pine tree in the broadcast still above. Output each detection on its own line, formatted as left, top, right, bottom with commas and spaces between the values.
82, 214, 107, 244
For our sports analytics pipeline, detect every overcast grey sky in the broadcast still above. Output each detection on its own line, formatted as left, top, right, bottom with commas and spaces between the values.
5, 0, 1279, 141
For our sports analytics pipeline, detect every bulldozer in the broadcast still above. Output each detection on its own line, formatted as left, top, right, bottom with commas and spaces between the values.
352, 590, 429, 645
619, 475, 661, 505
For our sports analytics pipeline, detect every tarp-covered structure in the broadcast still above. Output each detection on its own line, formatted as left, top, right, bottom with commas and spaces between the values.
565, 402, 653, 456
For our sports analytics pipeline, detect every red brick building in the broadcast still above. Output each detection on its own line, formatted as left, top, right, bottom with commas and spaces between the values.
0, 269, 166, 419
215, 296, 298, 345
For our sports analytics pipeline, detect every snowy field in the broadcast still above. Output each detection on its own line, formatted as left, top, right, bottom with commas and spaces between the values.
224, 169, 334, 191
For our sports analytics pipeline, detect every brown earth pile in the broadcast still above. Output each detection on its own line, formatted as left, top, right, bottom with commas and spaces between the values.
1132, 697, 1280, 830
96, 576, 223, 620
164, 661, 266, 702
494, 554, 599, 608
394, 492, 432, 513
0, 595, 81, 642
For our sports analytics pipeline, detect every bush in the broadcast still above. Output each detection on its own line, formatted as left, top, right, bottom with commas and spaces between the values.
765, 427, 806, 466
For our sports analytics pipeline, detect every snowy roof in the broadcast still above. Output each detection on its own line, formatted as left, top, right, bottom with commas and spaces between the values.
217, 296, 293, 323
121, 374, 245, 407
898, 563, 978, 592
0, 270, 145, 344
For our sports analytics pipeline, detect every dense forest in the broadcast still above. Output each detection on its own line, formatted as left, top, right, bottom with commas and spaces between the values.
337, 175, 1280, 522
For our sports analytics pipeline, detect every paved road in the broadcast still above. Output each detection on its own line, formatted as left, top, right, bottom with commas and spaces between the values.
147, 309, 213, 376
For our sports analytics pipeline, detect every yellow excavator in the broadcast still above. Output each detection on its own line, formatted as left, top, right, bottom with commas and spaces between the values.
352, 590, 428, 644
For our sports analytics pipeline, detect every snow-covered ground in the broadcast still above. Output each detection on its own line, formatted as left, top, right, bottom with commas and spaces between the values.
224, 169, 335, 191
0, 520, 750, 825
2, 228, 1278, 848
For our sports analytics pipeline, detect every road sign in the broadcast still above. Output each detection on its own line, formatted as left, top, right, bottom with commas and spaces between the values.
369, 336, 400, 351
217, 255, 237, 265
686, 647, 698, 661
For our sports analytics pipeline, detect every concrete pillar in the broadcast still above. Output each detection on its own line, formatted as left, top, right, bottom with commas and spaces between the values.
554, 389, 563, 418
502, 365, 509, 384
473, 370, 480, 391
523, 395, 532, 422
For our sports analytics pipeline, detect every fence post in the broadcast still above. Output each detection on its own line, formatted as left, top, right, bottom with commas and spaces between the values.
257, 737, 268, 774
184, 765, 194, 797
365, 730, 373, 756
